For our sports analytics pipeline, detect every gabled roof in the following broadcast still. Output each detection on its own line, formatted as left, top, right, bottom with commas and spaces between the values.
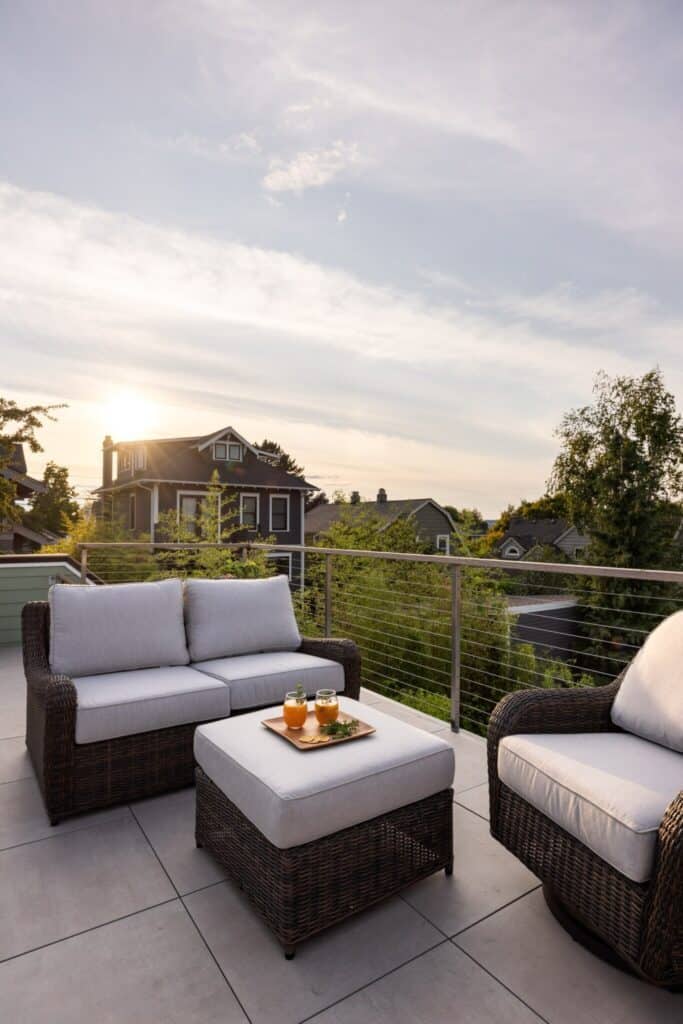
0, 444, 46, 496
305, 498, 456, 536
110, 427, 273, 461
499, 518, 572, 552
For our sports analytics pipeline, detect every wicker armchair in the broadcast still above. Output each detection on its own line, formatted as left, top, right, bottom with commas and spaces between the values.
488, 678, 683, 988
23, 601, 361, 825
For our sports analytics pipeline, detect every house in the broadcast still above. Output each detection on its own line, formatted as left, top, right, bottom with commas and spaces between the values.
305, 488, 456, 553
498, 517, 589, 562
93, 426, 316, 579
0, 444, 56, 552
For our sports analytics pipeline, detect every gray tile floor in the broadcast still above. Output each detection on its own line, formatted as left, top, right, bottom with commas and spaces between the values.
1, 648, 680, 1023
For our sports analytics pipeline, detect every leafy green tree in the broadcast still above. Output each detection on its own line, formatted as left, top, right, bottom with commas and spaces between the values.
550, 369, 683, 569
23, 462, 79, 535
256, 439, 305, 477
550, 369, 683, 676
0, 399, 63, 522
155, 471, 272, 580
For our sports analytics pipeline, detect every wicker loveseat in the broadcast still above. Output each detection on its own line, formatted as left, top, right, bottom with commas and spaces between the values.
23, 575, 360, 824
488, 609, 683, 989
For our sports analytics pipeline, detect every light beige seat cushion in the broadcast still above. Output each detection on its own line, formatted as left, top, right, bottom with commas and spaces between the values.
194, 697, 455, 849
498, 732, 683, 883
192, 651, 344, 711
50, 578, 189, 677
73, 666, 231, 744
184, 575, 301, 662
611, 608, 683, 752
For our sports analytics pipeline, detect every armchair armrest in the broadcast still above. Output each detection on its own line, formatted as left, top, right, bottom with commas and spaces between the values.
22, 602, 77, 821
642, 791, 683, 985
298, 636, 361, 701
487, 677, 623, 824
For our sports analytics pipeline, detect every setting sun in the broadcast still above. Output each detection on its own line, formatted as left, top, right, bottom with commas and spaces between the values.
99, 390, 159, 440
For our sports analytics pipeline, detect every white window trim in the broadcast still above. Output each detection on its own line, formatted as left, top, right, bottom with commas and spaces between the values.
269, 493, 290, 533
213, 441, 243, 462
129, 493, 136, 531
266, 551, 293, 580
133, 446, 147, 470
177, 489, 222, 538
502, 542, 522, 559
436, 534, 450, 555
240, 492, 260, 530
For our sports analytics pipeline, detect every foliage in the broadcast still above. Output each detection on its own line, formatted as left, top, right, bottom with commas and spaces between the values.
256, 439, 305, 477
0, 399, 63, 522
482, 493, 569, 555
41, 511, 156, 582
550, 368, 683, 570
154, 470, 272, 580
301, 509, 589, 736
23, 462, 79, 535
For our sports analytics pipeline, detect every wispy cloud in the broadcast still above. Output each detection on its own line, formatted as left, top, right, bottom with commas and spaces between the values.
262, 140, 361, 193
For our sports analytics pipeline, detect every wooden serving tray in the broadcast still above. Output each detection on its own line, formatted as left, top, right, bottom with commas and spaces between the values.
262, 709, 376, 751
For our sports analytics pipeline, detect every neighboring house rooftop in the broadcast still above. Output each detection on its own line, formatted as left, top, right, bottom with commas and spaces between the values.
0, 443, 46, 498
305, 491, 456, 537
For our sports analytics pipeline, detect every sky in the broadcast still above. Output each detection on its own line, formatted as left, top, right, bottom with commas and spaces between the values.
2, 1, 683, 517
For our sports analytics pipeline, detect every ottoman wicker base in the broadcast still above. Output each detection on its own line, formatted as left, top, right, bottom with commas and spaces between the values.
195, 765, 453, 958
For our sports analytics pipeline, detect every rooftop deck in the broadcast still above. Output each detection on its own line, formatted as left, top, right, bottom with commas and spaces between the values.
0, 644, 679, 1023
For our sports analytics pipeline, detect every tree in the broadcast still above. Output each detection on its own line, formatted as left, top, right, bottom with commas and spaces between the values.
550, 369, 683, 569
23, 462, 79, 535
256, 439, 305, 477
0, 398, 63, 522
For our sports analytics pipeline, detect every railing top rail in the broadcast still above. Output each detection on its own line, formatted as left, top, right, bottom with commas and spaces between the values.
76, 541, 683, 585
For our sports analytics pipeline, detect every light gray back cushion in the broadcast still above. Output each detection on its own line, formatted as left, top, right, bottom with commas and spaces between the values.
49, 579, 190, 678
185, 575, 302, 662
611, 609, 683, 752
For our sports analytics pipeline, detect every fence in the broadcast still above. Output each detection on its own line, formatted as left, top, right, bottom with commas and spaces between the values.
75, 541, 683, 736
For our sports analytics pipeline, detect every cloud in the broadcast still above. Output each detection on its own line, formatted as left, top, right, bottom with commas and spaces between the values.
262, 140, 361, 193
336, 209, 347, 223
2, 180, 681, 513
164, 131, 261, 161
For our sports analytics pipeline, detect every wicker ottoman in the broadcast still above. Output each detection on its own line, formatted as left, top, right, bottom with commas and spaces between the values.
194, 697, 455, 957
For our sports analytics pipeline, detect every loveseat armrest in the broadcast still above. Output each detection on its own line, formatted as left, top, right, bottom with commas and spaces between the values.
298, 637, 361, 701
487, 677, 623, 828
22, 602, 77, 821
641, 791, 683, 985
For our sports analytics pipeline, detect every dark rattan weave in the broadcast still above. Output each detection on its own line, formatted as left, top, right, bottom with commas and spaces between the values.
195, 765, 453, 956
22, 601, 361, 823
487, 678, 683, 988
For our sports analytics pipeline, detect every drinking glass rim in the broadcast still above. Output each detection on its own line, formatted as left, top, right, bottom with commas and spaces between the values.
315, 688, 337, 700
285, 690, 307, 703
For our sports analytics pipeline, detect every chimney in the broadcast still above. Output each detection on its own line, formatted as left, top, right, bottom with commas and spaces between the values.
377, 487, 387, 504
102, 435, 113, 488
350, 490, 361, 504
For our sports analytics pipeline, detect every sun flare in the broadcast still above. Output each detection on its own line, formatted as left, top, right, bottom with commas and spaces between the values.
99, 390, 159, 440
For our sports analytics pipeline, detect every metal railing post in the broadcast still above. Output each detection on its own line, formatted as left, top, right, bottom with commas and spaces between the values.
324, 554, 333, 636
450, 564, 461, 732
80, 546, 88, 584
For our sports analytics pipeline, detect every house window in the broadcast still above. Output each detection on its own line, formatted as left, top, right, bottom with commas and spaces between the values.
178, 493, 205, 536
503, 544, 522, 559
133, 446, 146, 470
128, 494, 136, 531
436, 534, 450, 555
270, 494, 290, 532
214, 441, 242, 461
240, 493, 259, 530
574, 547, 585, 560
119, 450, 132, 473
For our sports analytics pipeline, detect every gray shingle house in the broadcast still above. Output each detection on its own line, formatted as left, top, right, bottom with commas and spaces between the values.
305, 489, 456, 553
94, 427, 316, 578
498, 517, 589, 561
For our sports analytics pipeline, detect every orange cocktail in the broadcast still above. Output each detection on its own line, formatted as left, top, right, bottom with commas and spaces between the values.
283, 692, 308, 729
314, 688, 339, 725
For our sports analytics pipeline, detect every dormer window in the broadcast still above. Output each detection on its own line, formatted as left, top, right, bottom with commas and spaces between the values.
119, 450, 132, 473
133, 446, 146, 470
213, 441, 242, 461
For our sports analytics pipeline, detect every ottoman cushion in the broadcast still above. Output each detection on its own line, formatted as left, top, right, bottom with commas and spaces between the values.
194, 697, 454, 849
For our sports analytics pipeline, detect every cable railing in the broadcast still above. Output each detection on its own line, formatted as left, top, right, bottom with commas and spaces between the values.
74, 540, 683, 737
